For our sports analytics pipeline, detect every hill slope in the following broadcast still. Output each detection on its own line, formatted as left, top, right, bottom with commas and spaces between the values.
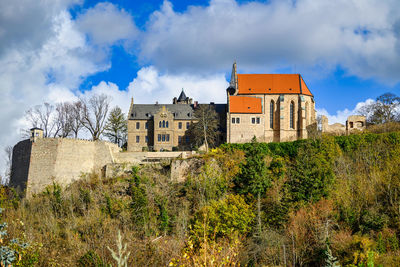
2, 132, 400, 266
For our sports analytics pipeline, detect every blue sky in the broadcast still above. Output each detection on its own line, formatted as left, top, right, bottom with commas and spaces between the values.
1, 0, 400, 173
72, 0, 400, 113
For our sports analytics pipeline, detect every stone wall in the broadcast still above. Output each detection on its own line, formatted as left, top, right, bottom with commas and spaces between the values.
10, 140, 32, 192
227, 94, 316, 143
10, 138, 121, 197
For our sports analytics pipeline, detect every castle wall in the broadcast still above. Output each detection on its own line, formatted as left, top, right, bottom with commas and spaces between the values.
10, 140, 32, 192
11, 138, 121, 197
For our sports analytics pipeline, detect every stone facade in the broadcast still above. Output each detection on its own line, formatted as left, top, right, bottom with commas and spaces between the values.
10, 137, 120, 197
226, 63, 316, 143
321, 115, 366, 135
127, 90, 226, 152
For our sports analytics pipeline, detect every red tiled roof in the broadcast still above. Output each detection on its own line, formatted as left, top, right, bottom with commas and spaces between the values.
229, 96, 262, 114
237, 74, 313, 96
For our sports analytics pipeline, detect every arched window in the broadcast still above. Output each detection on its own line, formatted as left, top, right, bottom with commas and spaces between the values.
159, 121, 162, 128
166, 121, 169, 128
290, 101, 295, 129
270, 100, 274, 129
162, 120, 165, 128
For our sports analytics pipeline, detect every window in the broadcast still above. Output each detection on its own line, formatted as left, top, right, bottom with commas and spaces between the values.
145, 136, 148, 142
162, 120, 165, 128
162, 134, 166, 141
232, 118, 236, 124
256, 117, 260, 124
145, 122, 148, 129
232, 117, 240, 124
350, 122, 354, 128
178, 122, 182, 129
252, 118, 256, 124
186, 122, 190, 129
178, 136, 182, 144
159, 121, 162, 128
166, 134, 170, 142
136, 122, 140, 129
186, 136, 190, 144
166, 121, 169, 128
290, 101, 294, 129
270, 100, 274, 129
236, 118, 240, 124
136, 136, 140, 143
158, 134, 161, 141
252, 117, 261, 124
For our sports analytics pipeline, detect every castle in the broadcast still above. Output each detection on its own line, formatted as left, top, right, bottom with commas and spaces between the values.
127, 62, 317, 151
10, 63, 366, 196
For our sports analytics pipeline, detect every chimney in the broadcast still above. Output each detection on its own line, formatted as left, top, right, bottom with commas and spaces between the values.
156, 101, 159, 105
194, 101, 198, 108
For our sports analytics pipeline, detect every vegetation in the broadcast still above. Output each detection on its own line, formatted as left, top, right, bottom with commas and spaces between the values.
4, 131, 400, 265
188, 104, 220, 152
104, 106, 127, 147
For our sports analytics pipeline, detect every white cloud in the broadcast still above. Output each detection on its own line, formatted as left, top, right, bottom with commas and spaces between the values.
0, 1, 138, 178
316, 98, 375, 124
77, 2, 139, 45
127, 66, 228, 105
140, 0, 400, 82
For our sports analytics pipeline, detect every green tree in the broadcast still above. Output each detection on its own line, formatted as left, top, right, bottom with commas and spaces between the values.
234, 138, 271, 235
188, 104, 219, 152
104, 106, 127, 147
190, 194, 254, 244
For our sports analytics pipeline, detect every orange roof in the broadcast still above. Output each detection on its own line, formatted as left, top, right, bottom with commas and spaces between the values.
229, 96, 262, 114
237, 74, 313, 96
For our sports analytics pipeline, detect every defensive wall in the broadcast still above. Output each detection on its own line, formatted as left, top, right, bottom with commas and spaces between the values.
10, 137, 196, 197
11, 138, 120, 197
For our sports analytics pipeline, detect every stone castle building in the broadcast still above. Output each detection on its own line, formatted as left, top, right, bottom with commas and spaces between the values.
226, 62, 316, 143
127, 90, 226, 152
128, 62, 317, 151
10, 62, 367, 196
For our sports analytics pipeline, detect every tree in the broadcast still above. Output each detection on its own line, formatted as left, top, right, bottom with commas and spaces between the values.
358, 93, 400, 124
188, 104, 219, 152
80, 94, 111, 141
71, 101, 84, 138
104, 106, 127, 147
25, 102, 55, 137
234, 138, 271, 236
54, 102, 74, 138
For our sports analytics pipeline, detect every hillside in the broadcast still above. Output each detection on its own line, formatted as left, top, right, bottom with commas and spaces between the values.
2, 132, 400, 266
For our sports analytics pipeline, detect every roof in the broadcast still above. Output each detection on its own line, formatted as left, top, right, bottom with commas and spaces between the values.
236, 74, 313, 96
177, 89, 188, 101
129, 103, 226, 120
229, 96, 262, 114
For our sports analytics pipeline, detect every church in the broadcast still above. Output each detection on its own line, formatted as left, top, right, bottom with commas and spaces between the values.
127, 63, 316, 151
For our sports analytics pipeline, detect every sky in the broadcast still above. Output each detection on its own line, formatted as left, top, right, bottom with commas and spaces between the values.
1, 0, 400, 175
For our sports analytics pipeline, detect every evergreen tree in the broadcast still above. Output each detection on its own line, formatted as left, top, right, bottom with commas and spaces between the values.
104, 106, 127, 147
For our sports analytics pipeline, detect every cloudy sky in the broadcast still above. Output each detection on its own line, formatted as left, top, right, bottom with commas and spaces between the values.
1, 0, 400, 173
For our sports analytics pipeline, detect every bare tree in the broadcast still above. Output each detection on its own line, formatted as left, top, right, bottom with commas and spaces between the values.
80, 94, 111, 141
54, 102, 74, 138
25, 103, 55, 137
188, 104, 219, 152
358, 93, 400, 124
71, 101, 84, 138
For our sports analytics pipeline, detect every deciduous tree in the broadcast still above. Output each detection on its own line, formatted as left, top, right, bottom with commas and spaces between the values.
188, 104, 219, 152
80, 94, 111, 141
